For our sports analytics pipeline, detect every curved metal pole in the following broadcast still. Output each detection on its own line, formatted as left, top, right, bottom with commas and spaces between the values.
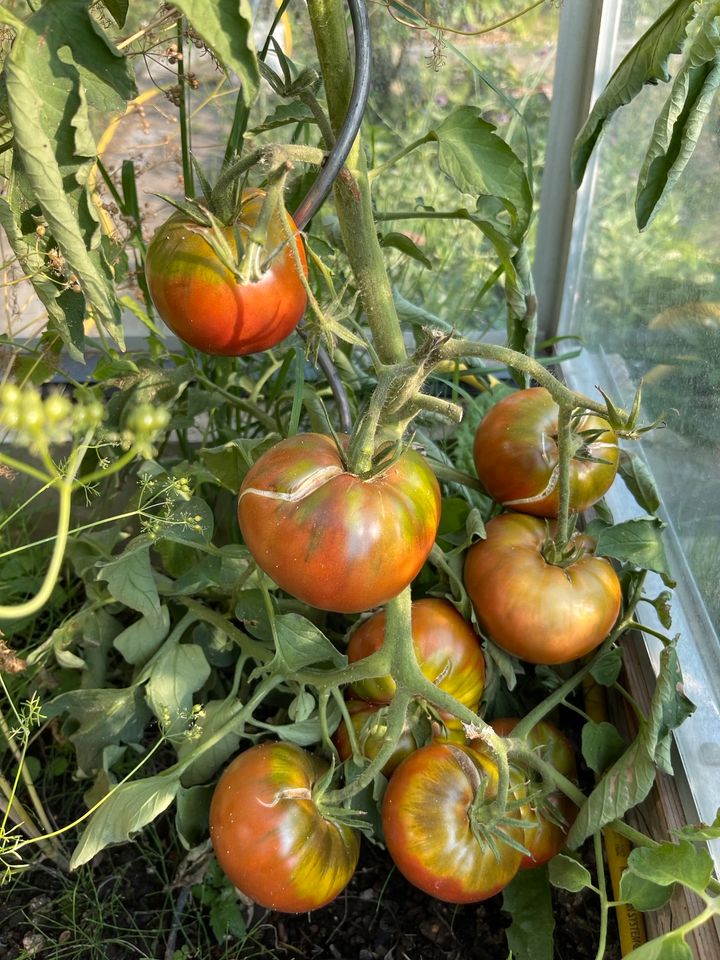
293, 0, 371, 230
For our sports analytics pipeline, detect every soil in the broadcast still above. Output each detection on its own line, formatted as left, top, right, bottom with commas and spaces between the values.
1, 832, 620, 960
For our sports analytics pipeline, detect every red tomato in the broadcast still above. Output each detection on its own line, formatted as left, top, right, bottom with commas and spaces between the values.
382, 742, 527, 902
237, 434, 441, 613
333, 700, 418, 777
209, 742, 359, 913
491, 717, 577, 868
473, 387, 619, 516
464, 513, 622, 665
347, 598, 485, 710
145, 191, 307, 356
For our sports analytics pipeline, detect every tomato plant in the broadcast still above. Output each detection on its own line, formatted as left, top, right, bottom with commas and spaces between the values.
237, 433, 441, 613
145, 190, 307, 356
209, 741, 359, 913
473, 387, 619, 516
347, 598, 485, 708
382, 742, 528, 903
464, 512, 622, 664
491, 717, 577, 868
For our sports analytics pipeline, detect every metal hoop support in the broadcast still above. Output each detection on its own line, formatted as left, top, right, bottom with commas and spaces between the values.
294, 0, 372, 433
293, 0, 372, 231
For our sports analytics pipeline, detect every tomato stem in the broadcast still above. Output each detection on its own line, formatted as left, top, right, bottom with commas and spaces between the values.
555, 403, 574, 550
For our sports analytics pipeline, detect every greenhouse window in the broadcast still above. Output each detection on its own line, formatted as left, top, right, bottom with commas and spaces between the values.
543, 0, 720, 867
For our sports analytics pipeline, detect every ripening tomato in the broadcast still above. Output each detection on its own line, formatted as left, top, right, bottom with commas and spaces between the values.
382, 742, 528, 903
209, 742, 359, 913
333, 700, 418, 777
237, 434, 441, 613
145, 190, 307, 356
347, 598, 485, 709
491, 717, 577, 869
464, 512, 622, 665
473, 387, 619, 516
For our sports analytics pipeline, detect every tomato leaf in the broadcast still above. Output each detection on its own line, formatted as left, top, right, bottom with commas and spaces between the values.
547, 854, 592, 892
145, 642, 211, 736
503, 865, 555, 960
175, 783, 213, 850
572, 0, 701, 185
593, 517, 674, 583
431, 107, 533, 241
581, 720, 627, 775
636, 17, 720, 229
250, 101, 317, 133
0, 0, 136, 347
273, 614, 347, 673
100, 0, 129, 27
70, 773, 181, 868
44, 686, 149, 778
644, 590, 674, 630
209, 885, 248, 941
98, 544, 162, 620
172, 0, 259, 108
626, 839, 714, 894
589, 646, 623, 686
619, 868, 674, 912
618, 450, 661, 514
113, 607, 171, 666
177, 698, 246, 787
624, 932, 693, 960
675, 807, 720, 841
379, 231, 432, 270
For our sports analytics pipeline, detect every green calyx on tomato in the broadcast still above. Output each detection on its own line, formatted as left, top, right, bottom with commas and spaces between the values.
333, 700, 421, 777
473, 387, 619, 517
237, 433, 441, 614
491, 717, 577, 869
209, 741, 359, 913
464, 512, 622, 665
382, 742, 529, 903
347, 597, 485, 710
145, 189, 307, 356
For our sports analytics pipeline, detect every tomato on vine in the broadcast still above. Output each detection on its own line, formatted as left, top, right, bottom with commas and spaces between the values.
209, 742, 359, 913
473, 387, 619, 516
347, 597, 485, 709
382, 742, 528, 903
491, 717, 577, 868
464, 512, 622, 664
145, 190, 307, 356
237, 433, 441, 613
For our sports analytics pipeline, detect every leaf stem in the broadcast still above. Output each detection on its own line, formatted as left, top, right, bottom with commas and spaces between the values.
593, 831, 609, 960
367, 133, 435, 183
176, 18, 194, 199
555, 403, 574, 549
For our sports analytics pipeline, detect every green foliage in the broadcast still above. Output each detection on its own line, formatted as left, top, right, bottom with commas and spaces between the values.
503, 865, 555, 960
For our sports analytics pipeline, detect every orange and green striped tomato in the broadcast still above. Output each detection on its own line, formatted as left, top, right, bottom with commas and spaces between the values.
464, 512, 622, 664
347, 598, 485, 709
473, 387, 619, 517
237, 434, 442, 613
491, 717, 577, 869
209, 742, 359, 913
382, 742, 528, 903
145, 190, 307, 356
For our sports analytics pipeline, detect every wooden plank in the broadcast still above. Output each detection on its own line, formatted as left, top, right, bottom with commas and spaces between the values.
610, 633, 720, 956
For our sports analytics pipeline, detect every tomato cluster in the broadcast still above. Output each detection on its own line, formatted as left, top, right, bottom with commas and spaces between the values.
207, 385, 623, 914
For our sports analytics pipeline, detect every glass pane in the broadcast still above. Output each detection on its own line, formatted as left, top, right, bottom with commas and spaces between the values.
562, 0, 720, 641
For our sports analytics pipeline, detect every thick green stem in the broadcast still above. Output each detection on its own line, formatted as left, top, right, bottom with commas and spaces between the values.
555, 403, 574, 549
505, 242, 537, 387
307, 0, 407, 366
321, 691, 412, 805
438, 338, 621, 421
